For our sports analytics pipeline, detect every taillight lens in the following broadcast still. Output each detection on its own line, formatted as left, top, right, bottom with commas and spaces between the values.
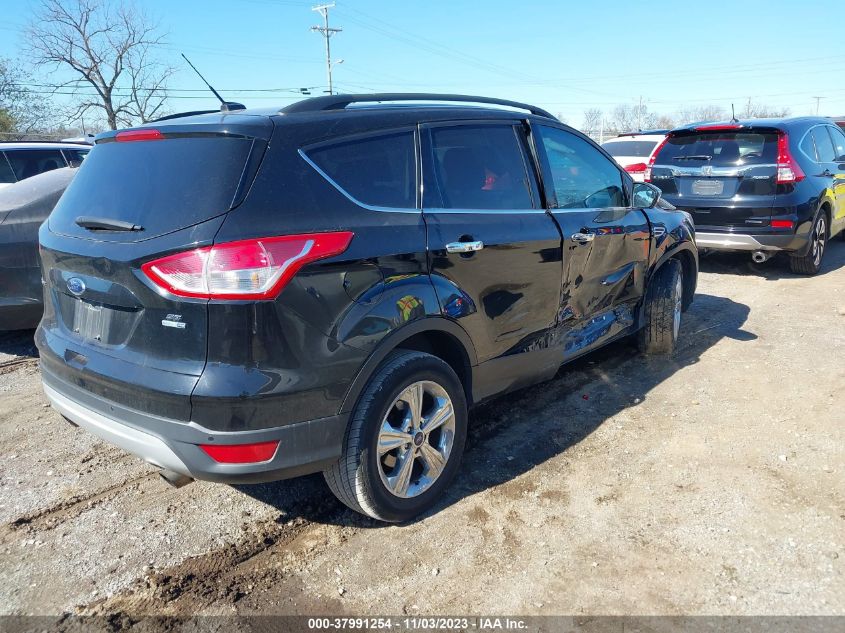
776, 133, 805, 184
142, 232, 354, 300
625, 162, 647, 174
200, 440, 279, 464
644, 136, 670, 182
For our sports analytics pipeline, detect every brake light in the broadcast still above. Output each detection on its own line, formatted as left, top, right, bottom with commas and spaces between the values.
200, 441, 279, 464
115, 129, 164, 142
776, 133, 805, 184
771, 219, 793, 229
644, 136, 670, 182
625, 162, 647, 174
142, 232, 354, 300
694, 124, 742, 131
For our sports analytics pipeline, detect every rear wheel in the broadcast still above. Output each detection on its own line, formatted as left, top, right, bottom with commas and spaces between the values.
324, 350, 468, 523
638, 259, 683, 355
790, 212, 827, 275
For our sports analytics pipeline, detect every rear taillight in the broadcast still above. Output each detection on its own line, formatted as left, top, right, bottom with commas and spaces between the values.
142, 232, 354, 300
200, 441, 279, 464
625, 162, 647, 174
776, 132, 805, 184
644, 136, 670, 182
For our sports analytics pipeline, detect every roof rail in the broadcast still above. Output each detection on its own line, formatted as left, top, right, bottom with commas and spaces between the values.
280, 93, 557, 120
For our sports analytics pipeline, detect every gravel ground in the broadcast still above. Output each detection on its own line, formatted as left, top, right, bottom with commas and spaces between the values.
1, 244, 843, 617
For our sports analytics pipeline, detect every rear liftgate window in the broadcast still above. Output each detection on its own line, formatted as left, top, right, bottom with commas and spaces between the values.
659, 131, 778, 166
304, 131, 416, 208
50, 134, 257, 239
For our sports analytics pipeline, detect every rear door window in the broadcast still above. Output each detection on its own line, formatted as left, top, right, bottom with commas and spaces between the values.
305, 131, 416, 208
0, 153, 15, 184
811, 127, 836, 162
658, 131, 778, 166
426, 124, 534, 210
5, 149, 66, 181
537, 126, 626, 209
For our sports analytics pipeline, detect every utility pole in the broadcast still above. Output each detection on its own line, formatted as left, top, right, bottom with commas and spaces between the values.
636, 95, 643, 131
812, 96, 824, 116
311, 3, 342, 95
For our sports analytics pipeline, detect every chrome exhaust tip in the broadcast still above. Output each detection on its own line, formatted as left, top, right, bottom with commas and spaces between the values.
751, 251, 770, 264
159, 469, 194, 489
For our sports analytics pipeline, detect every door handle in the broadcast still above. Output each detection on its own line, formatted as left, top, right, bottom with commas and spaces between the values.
446, 240, 484, 254
571, 232, 595, 244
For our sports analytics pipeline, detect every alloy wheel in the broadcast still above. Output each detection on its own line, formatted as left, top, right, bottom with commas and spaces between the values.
812, 216, 826, 268
673, 274, 683, 340
376, 380, 456, 498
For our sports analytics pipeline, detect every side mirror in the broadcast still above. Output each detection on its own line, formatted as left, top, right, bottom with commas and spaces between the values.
632, 182, 662, 209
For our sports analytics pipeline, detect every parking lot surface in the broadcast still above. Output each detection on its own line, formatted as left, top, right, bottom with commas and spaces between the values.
1, 245, 843, 616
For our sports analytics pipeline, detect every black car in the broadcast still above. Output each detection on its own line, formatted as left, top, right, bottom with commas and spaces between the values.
646, 117, 845, 274
0, 167, 78, 330
37, 94, 697, 522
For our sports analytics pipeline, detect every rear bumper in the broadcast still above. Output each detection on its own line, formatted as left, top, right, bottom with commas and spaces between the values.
696, 231, 810, 254
41, 366, 347, 484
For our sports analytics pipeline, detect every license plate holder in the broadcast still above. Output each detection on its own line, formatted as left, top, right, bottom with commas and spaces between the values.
72, 300, 111, 342
692, 179, 724, 196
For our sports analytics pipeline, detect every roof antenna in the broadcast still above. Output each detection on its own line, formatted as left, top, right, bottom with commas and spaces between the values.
180, 53, 245, 112
731, 103, 738, 123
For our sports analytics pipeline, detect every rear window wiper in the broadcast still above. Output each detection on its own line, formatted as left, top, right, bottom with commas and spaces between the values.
75, 216, 144, 232
673, 155, 712, 161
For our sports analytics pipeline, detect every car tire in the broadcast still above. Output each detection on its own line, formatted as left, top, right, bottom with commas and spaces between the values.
324, 350, 468, 523
638, 259, 683, 355
789, 212, 828, 275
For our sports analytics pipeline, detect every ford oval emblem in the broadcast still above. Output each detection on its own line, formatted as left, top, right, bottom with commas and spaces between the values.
67, 277, 86, 296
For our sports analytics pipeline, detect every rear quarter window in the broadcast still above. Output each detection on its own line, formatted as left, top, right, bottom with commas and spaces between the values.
304, 131, 416, 209
0, 153, 15, 183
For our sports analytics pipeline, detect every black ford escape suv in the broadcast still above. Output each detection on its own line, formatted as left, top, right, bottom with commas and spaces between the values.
646, 117, 845, 274
37, 94, 697, 522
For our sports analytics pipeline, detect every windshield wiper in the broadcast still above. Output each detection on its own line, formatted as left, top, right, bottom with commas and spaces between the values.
75, 216, 144, 232
673, 155, 712, 161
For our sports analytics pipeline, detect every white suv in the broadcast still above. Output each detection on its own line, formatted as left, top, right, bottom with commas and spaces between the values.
602, 132, 668, 182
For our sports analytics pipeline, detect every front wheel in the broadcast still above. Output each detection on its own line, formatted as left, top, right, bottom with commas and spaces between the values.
789, 212, 827, 275
638, 259, 683, 355
324, 350, 468, 523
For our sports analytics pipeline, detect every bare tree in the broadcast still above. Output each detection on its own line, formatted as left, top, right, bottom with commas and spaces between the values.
26, 0, 173, 130
611, 104, 657, 133
581, 108, 603, 136
675, 104, 727, 125
740, 98, 790, 119
0, 57, 53, 138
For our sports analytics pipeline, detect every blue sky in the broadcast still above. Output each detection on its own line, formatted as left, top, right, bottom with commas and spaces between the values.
2, 0, 843, 128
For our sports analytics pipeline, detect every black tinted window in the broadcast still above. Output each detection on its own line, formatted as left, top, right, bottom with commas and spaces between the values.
827, 126, 845, 161
658, 131, 778, 166
602, 140, 659, 157
62, 148, 89, 167
812, 127, 837, 162
51, 136, 253, 237
800, 132, 817, 161
5, 149, 66, 181
538, 126, 625, 209
306, 131, 415, 208
0, 153, 15, 184
428, 125, 533, 210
